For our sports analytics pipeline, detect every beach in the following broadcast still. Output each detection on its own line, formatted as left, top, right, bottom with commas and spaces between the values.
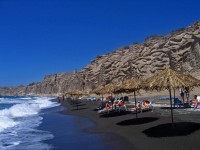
60, 97, 200, 150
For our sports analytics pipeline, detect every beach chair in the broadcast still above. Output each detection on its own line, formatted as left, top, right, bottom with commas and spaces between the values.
148, 99, 155, 110
138, 101, 146, 113
173, 98, 183, 108
126, 107, 140, 113
142, 100, 154, 111
195, 97, 200, 108
116, 105, 127, 112
190, 96, 200, 109
127, 101, 147, 113
97, 105, 117, 114
98, 108, 112, 114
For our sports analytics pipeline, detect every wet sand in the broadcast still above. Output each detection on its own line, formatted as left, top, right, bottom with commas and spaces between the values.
61, 98, 200, 150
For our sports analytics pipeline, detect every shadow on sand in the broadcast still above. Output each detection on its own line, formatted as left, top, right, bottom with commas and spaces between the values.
99, 111, 129, 118
143, 122, 200, 137
72, 104, 86, 107
71, 107, 89, 111
116, 117, 159, 126
160, 105, 191, 110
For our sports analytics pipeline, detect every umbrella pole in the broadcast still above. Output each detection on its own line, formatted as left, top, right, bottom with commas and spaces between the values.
134, 90, 138, 119
76, 96, 78, 110
173, 88, 176, 107
101, 94, 103, 108
111, 93, 113, 111
169, 86, 174, 125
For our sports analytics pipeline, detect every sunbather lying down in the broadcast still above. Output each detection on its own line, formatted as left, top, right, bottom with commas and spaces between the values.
189, 95, 200, 108
97, 100, 125, 113
127, 100, 151, 112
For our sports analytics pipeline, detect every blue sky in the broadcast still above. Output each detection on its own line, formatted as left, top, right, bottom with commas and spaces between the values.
0, 0, 200, 86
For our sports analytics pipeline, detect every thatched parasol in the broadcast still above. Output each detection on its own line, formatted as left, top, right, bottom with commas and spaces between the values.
65, 89, 87, 110
91, 83, 121, 96
65, 89, 87, 98
91, 83, 119, 107
115, 78, 144, 118
145, 68, 200, 90
91, 85, 105, 107
91, 85, 105, 95
102, 83, 119, 95
145, 68, 200, 124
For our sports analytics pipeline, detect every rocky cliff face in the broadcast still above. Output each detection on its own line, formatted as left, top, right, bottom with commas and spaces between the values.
80, 22, 200, 87
0, 86, 26, 96
1, 21, 200, 96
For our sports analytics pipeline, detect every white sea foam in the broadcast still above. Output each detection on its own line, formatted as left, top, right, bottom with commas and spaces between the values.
0, 96, 59, 149
0, 98, 22, 104
0, 103, 40, 118
32, 97, 60, 109
0, 97, 58, 132
19, 97, 33, 100
0, 116, 17, 132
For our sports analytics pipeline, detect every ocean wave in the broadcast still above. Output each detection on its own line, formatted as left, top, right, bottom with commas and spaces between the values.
0, 97, 59, 132
0, 116, 17, 132
0, 97, 58, 149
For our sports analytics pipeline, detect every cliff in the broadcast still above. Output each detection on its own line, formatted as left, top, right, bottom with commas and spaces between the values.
1, 21, 200, 96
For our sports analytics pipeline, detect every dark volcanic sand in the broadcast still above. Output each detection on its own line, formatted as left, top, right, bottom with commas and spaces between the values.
60, 99, 200, 150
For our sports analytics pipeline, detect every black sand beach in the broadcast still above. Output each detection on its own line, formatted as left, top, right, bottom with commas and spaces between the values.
39, 106, 122, 150
60, 98, 200, 150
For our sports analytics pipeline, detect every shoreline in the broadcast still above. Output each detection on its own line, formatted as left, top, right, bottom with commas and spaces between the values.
60, 100, 136, 150
60, 98, 200, 150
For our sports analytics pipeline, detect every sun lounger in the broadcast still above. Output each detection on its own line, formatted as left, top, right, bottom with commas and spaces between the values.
174, 98, 184, 108
98, 104, 127, 114
190, 96, 200, 109
116, 105, 127, 112
98, 108, 112, 114
127, 100, 154, 113
127, 108, 137, 113
196, 96, 200, 108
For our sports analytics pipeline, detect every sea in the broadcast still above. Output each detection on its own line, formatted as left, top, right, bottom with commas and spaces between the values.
0, 96, 113, 150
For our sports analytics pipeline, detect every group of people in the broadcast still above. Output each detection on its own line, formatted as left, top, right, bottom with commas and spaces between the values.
179, 86, 200, 108
179, 86, 190, 103
127, 100, 151, 112
99, 98, 152, 113
103, 99, 125, 111
56, 95, 65, 102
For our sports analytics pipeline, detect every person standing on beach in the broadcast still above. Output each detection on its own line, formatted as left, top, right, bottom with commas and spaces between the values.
62, 95, 65, 101
185, 87, 189, 103
57, 97, 61, 102
179, 87, 185, 103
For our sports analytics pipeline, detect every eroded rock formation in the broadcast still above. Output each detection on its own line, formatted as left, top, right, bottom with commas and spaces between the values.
1, 21, 200, 96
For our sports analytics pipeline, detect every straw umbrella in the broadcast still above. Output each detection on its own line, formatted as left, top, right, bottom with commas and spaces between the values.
91, 85, 107, 108
66, 89, 86, 97
103, 83, 121, 109
145, 68, 200, 124
92, 84, 104, 95
92, 83, 119, 108
114, 78, 144, 118
102, 83, 118, 96
65, 89, 86, 110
